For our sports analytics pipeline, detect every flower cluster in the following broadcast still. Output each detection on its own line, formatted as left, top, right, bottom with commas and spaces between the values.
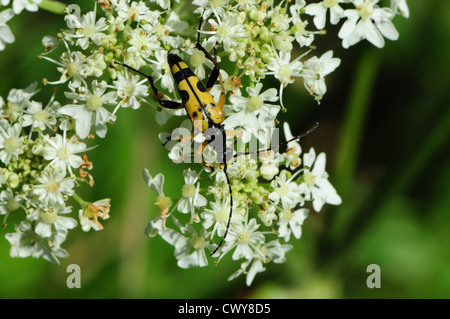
0, 0, 408, 284
0, 83, 111, 263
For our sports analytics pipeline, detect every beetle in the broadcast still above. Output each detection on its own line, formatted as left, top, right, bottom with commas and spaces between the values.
115, 17, 318, 256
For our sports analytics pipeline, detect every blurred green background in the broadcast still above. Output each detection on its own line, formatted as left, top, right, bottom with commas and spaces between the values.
0, 0, 449, 298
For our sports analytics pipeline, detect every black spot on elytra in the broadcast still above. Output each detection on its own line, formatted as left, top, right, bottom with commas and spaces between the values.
179, 90, 189, 103
192, 111, 198, 118
173, 68, 196, 84
196, 80, 207, 92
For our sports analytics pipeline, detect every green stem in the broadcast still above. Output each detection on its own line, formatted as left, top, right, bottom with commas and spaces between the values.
334, 49, 380, 195
326, 49, 380, 240
72, 192, 89, 209
38, 0, 67, 14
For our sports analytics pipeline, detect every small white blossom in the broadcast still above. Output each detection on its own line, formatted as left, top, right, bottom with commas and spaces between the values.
21, 99, 58, 132
27, 205, 77, 238
175, 225, 210, 269
201, 198, 233, 238
222, 218, 265, 260
391, 0, 409, 18
177, 168, 207, 217
0, 9, 15, 51
65, 5, 108, 50
300, 148, 342, 212
228, 239, 292, 286
277, 208, 309, 241
79, 198, 111, 231
143, 169, 173, 237
148, 50, 175, 92
305, 0, 346, 30
303, 50, 341, 101
269, 170, 304, 209
265, 49, 305, 109
6, 220, 69, 264
0, 120, 24, 165
33, 168, 75, 207
290, 3, 315, 47
203, 13, 248, 51
59, 80, 117, 139
225, 83, 280, 143
41, 132, 88, 174
0, 189, 22, 215
113, 70, 149, 112
282, 122, 302, 170
43, 50, 88, 88
9, 0, 42, 14
338, 0, 399, 48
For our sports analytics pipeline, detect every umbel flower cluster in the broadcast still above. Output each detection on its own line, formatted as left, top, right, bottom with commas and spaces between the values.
0, 0, 408, 284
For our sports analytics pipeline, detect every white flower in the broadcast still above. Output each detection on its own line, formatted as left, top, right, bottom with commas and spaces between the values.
192, 0, 229, 19
228, 259, 265, 286
148, 49, 175, 92
126, 27, 161, 61
113, 70, 149, 111
27, 205, 77, 238
269, 170, 304, 209
21, 99, 58, 132
302, 50, 341, 101
305, 0, 346, 30
225, 83, 280, 144
282, 122, 302, 170
80, 51, 107, 77
183, 41, 215, 81
338, 0, 399, 49
391, 0, 409, 18
265, 49, 305, 109
6, 220, 69, 264
277, 208, 309, 241
41, 35, 59, 55
66, 5, 108, 50
290, 3, 315, 47
33, 168, 75, 207
175, 225, 210, 269
0, 189, 22, 215
9, 0, 42, 14
0, 120, 24, 165
143, 169, 173, 237
43, 50, 87, 88
150, 11, 188, 46
41, 132, 88, 174
79, 198, 111, 231
203, 12, 247, 51
259, 151, 282, 181
60, 80, 117, 139
222, 218, 265, 260
154, 216, 211, 268
228, 239, 292, 286
114, 0, 153, 22
300, 148, 342, 212
0, 9, 15, 51
152, 0, 180, 10
177, 168, 207, 217
201, 198, 234, 238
